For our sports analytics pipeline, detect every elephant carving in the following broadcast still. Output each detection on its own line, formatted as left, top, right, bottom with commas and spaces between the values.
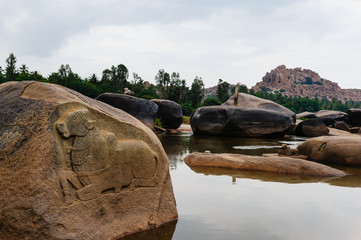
56, 108, 159, 205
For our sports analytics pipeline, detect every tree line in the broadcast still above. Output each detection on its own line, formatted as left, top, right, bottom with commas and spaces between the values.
1, 53, 360, 116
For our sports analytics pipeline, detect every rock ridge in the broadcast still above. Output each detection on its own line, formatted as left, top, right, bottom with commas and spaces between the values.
252, 65, 361, 102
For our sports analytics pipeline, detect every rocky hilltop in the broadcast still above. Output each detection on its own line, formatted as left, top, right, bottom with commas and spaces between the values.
252, 65, 361, 102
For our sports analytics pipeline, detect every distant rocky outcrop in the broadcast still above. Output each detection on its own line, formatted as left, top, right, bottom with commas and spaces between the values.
252, 65, 361, 102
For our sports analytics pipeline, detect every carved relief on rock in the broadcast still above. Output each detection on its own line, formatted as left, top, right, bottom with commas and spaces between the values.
55, 108, 159, 205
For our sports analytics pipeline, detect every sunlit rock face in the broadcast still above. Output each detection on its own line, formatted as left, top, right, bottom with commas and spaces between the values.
190, 93, 296, 137
0, 81, 177, 240
252, 65, 361, 102
184, 152, 347, 177
297, 136, 361, 166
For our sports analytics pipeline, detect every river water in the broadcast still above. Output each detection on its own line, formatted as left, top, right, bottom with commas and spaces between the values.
125, 132, 361, 240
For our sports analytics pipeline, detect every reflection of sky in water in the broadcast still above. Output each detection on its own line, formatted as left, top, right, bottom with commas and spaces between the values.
279, 141, 305, 145
159, 133, 361, 240
233, 145, 279, 150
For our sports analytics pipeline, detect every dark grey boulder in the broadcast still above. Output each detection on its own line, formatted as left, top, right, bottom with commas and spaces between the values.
151, 99, 183, 129
190, 93, 296, 137
334, 121, 351, 132
315, 110, 349, 126
96, 93, 158, 130
295, 118, 329, 137
348, 109, 361, 127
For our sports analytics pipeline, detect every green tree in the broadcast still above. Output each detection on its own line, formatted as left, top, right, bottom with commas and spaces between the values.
0, 66, 5, 83
5, 53, 17, 81
127, 73, 159, 99
181, 103, 194, 116
155, 69, 170, 98
116, 64, 128, 93
216, 79, 230, 103
202, 97, 222, 106
189, 76, 204, 108
19, 64, 29, 74
88, 73, 98, 85
100, 64, 128, 93
167, 72, 189, 103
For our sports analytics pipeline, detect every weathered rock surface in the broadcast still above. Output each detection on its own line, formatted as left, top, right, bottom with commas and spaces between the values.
252, 65, 361, 102
315, 110, 349, 126
190, 93, 296, 137
222, 93, 296, 119
296, 111, 317, 119
297, 136, 361, 166
184, 152, 347, 177
96, 93, 159, 130
334, 121, 351, 132
295, 118, 329, 137
0, 81, 177, 240
328, 128, 355, 136
151, 99, 183, 129
348, 109, 361, 127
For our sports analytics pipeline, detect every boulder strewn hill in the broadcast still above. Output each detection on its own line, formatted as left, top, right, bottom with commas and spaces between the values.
252, 65, 361, 102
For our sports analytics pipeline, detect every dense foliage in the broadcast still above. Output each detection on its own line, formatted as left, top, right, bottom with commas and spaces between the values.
1, 53, 360, 116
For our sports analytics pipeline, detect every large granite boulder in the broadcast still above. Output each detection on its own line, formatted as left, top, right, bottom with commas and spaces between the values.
190, 93, 296, 137
348, 109, 361, 127
184, 152, 347, 177
294, 118, 329, 137
0, 81, 177, 240
297, 136, 361, 166
315, 110, 349, 126
151, 99, 183, 129
96, 93, 159, 130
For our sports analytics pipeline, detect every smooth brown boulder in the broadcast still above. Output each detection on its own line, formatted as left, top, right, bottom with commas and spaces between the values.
0, 81, 177, 240
297, 136, 361, 166
184, 152, 347, 177
328, 128, 355, 136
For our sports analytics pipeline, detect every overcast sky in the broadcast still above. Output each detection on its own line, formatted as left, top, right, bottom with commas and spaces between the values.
1, 0, 361, 88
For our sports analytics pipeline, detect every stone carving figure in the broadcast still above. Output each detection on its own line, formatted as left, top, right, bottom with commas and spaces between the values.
278, 144, 299, 156
56, 108, 159, 205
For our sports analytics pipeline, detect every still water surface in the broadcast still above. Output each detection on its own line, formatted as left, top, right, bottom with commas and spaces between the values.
126, 132, 361, 240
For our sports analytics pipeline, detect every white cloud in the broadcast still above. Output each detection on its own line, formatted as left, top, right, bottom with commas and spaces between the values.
1, 0, 361, 88
2, 10, 30, 35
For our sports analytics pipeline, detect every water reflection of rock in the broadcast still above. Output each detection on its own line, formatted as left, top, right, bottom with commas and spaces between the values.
158, 133, 192, 170
119, 220, 177, 240
327, 166, 361, 188
188, 165, 361, 188
188, 166, 344, 185
189, 135, 283, 155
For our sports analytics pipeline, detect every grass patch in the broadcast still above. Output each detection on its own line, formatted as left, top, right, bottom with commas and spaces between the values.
183, 116, 190, 124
